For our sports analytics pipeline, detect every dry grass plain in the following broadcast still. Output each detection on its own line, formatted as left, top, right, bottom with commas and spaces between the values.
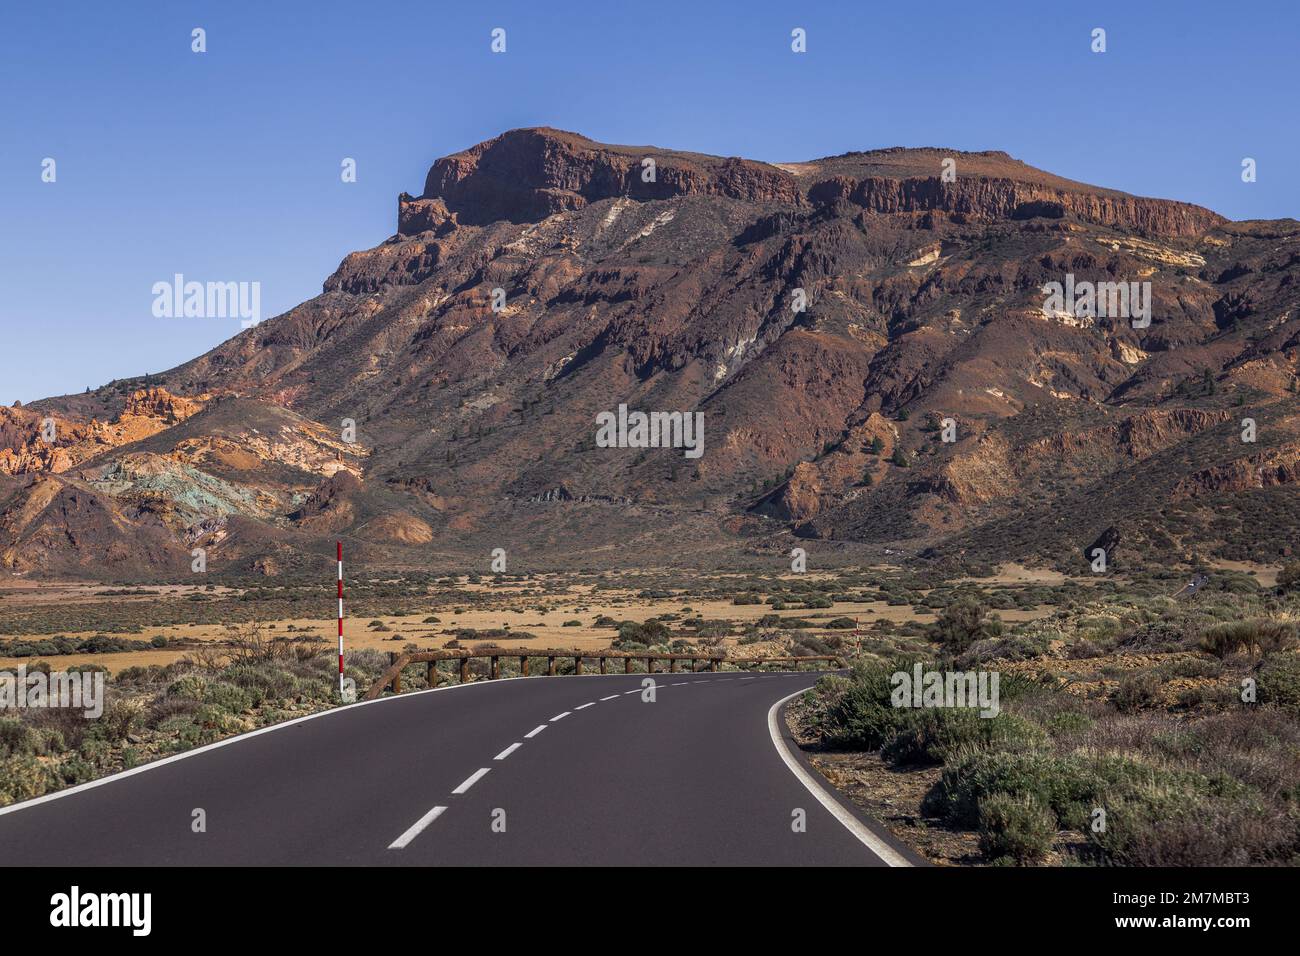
0, 568, 1068, 674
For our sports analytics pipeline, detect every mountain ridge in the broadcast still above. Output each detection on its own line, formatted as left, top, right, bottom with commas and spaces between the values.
5, 128, 1297, 580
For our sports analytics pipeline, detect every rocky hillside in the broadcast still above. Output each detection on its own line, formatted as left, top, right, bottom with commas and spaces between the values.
5, 128, 1298, 579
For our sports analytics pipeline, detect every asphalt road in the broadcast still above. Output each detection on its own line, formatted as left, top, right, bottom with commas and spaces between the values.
0, 671, 915, 866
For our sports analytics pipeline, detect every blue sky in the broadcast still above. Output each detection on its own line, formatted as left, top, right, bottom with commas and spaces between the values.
1, 0, 1296, 403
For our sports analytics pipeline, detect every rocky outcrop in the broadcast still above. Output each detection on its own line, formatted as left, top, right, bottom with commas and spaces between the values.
406, 127, 802, 230
1173, 444, 1300, 498
0, 387, 204, 477
810, 176, 1222, 238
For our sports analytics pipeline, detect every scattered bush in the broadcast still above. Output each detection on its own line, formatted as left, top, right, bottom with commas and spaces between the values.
1257, 653, 1300, 716
1200, 618, 1297, 658
928, 599, 1002, 656
978, 793, 1056, 864
1110, 672, 1163, 712
882, 709, 1045, 766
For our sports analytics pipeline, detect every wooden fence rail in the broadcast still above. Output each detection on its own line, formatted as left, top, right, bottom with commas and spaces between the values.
362, 647, 843, 701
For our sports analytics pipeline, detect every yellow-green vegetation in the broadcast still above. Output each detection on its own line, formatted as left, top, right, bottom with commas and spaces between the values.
0, 631, 391, 807
794, 572, 1300, 866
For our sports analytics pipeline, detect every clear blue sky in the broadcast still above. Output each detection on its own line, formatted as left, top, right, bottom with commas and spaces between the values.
2, 0, 1296, 404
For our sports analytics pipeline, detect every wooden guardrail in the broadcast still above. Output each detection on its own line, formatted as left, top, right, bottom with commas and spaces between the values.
362, 647, 844, 700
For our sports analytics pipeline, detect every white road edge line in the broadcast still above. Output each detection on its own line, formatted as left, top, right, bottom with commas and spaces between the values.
550, 711, 571, 721
388, 805, 447, 849
452, 768, 491, 795
524, 724, 547, 738
494, 743, 522, 761
574, 702, 595, 710
767, 689, 912, 868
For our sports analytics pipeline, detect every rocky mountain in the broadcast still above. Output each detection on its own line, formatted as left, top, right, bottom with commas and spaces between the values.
4, 127, 1298, 579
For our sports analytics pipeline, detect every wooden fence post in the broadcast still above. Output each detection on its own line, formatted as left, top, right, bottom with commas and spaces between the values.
491, 656, 500, 680
460, 657, 469, 683
520, 656, 529, 676
547, 656, 556, 676
574, 656, 583, 675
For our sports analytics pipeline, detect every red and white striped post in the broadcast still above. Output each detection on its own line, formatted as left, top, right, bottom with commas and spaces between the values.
337, 540, 345, 697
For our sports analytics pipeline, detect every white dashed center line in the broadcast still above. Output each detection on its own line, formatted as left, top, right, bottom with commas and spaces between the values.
623, 689, 640, 695
600, 694, 620, 701
388, 805, 447, 849
574, 702, 595, 710
550, 711, 571, 722
452, 768, 491, 794
524, 724, 547, 738
494, 743, 522, 761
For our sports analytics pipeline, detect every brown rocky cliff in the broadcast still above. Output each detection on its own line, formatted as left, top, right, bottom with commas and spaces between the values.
807, 176, 1222, 238
405, 127, 803, 230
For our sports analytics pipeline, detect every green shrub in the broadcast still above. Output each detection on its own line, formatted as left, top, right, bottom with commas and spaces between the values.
958, 632, 1049, 666
0, 753, 54, 804
1110, 672, 1163, 712
978, 793, 1056, 864
1257, 653, 1300, 716
816, 659, 921, 750
222, 664, 296, 704
205, 682, 256, 714
1200, 619, 1297, 658
1045, 711, 1094, 738
923, 751, 1104, 829
882, 709, 1045, 767
928, 599, 1002, 655
166, 674, 209, 701
1089, 784, 1296, 866
615, 620, 670, 646
0, 717, 39, 757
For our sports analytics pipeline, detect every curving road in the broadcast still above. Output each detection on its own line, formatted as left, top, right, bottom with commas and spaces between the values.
0, 671, 917, 866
